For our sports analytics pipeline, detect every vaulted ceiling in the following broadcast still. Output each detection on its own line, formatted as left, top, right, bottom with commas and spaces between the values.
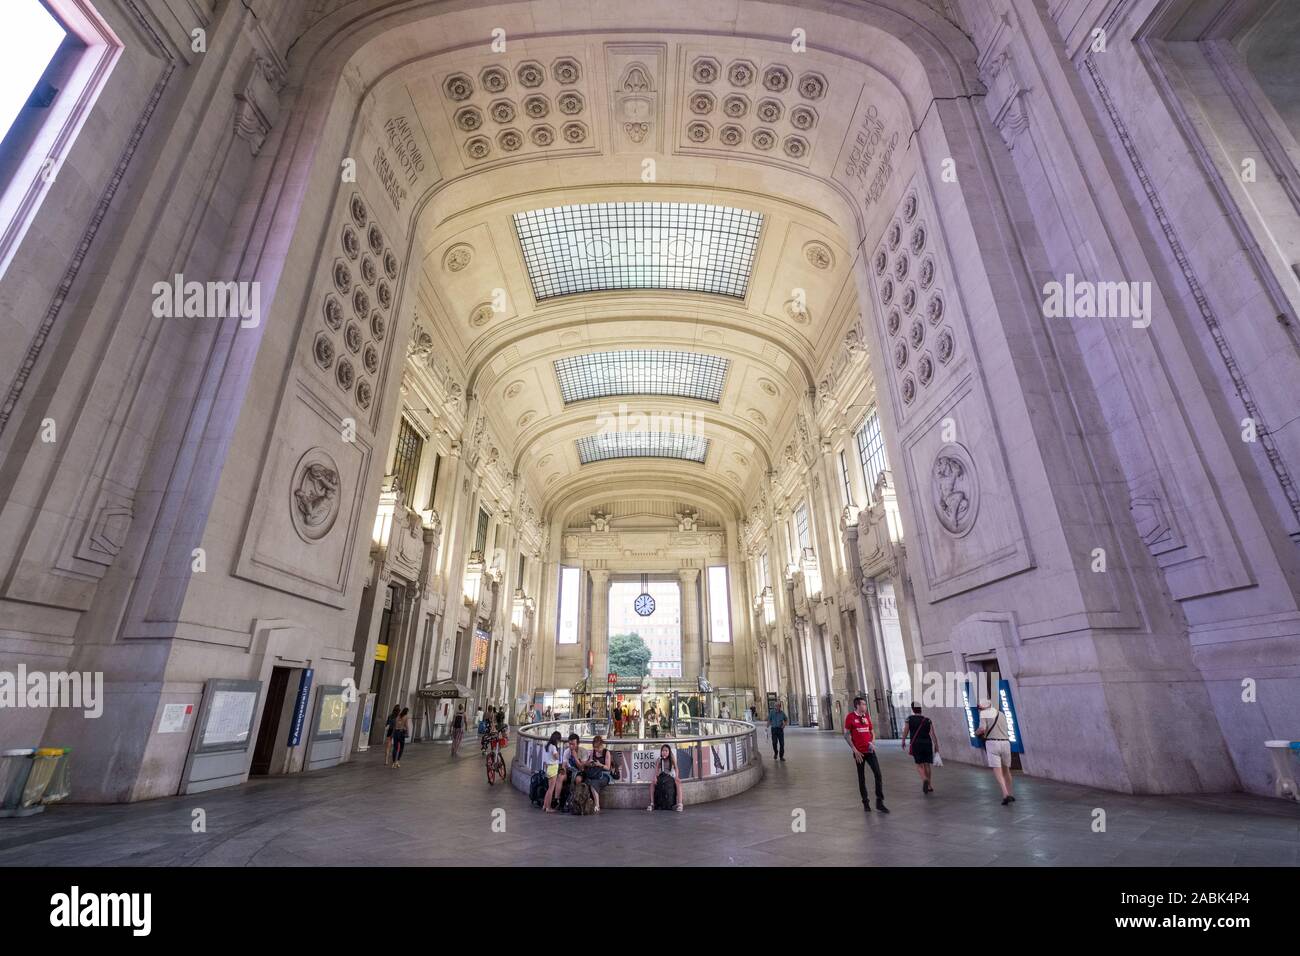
351, 17, 927, 520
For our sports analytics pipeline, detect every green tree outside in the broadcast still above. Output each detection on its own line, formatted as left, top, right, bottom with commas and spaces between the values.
608, 631, 652, 681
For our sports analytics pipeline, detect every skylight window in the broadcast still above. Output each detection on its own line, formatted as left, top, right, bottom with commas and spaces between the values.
513, 202, 763, 300
0, 0, 67, 144
576, 432, 710, 464
555, 350, 729, 404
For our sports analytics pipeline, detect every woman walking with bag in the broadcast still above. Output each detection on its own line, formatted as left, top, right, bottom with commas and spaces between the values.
901, 702, 939, 793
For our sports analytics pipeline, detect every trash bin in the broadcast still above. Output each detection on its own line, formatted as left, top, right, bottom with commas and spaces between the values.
19, 748, 64, 810
41, 747, 71, 804
1265, 740, 1299, 801
0, 749, 37, 817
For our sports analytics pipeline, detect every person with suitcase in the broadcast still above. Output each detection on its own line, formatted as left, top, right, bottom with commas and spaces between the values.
646, 743, 683, 812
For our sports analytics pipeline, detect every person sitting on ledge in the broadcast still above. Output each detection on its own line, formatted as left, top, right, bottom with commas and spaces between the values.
582, 734, 614, 813
646, 743, 684, 813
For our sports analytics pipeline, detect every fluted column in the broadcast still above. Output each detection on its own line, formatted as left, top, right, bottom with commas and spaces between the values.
679, 568, 702, 681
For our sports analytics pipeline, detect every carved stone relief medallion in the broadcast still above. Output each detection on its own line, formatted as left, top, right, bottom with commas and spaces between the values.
931, 443, 978, 537
291, 448, 343, 542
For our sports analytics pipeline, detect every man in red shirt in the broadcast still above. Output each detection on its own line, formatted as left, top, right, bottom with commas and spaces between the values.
844, 696, 889, 813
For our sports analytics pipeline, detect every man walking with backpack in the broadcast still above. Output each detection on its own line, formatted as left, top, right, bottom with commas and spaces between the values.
844, 696, 889, 813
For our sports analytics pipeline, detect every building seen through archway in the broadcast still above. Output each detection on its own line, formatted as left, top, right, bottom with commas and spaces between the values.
0, 0, 1297, 825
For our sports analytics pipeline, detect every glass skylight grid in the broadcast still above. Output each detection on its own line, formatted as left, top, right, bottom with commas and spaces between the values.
576, 432, 710, 464
554, 350, 729, 404
513, 202, 763, 300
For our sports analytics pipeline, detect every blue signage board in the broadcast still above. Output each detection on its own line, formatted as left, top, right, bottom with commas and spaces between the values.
288, 667, 314, 747
359, 695, 375, 736
998, 679, 1025, 753
962, 680, 982, 748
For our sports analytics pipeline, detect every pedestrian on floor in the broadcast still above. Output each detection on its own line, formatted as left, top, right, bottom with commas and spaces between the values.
391, 707, 410, 768
613, 704, 624, 737
719, 702, 730, 719
901, 702, 938, 794
768, 700, 788, 761
844, 696, 888, 812
383, 704, 401, 766
542, 730, 564, 813
496, 707, 506, 731
450, 705, 466, 757
976, 698, 1015, 805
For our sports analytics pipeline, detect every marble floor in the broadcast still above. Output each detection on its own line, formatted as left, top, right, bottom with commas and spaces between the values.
1, 729, 1296, 866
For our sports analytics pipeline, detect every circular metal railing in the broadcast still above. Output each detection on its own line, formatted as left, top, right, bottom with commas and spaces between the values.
512, 718, 761, 784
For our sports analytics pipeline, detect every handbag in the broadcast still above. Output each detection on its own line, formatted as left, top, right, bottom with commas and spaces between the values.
932, 752, 944, 767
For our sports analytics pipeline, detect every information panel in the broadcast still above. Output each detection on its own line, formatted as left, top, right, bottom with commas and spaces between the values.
194, 679, 262, 754
315, 685, 348, 740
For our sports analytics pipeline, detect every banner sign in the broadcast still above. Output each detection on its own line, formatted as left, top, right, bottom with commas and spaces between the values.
288, 668, 314, 747
963, 680, 981, 748
999, 679, 1025, 753
630, 748, 660, 783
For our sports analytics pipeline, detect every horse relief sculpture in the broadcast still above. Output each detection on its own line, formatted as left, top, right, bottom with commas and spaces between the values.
291, 450, 342, 541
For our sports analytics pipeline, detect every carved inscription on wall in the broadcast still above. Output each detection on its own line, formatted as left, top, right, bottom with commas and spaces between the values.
841, 104, 898, 209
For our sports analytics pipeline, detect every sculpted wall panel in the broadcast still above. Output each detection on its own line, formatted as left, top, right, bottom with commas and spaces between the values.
235, 380, 373, 607
901, 376, 1033, 601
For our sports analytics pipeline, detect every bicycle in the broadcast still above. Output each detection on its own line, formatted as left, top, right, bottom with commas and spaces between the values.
484, 732, 508, 785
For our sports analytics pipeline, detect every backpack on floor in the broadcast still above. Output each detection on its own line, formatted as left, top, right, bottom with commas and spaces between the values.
653, 772, 676, 810
570, 778, 596, 815
529, 770, 548, 807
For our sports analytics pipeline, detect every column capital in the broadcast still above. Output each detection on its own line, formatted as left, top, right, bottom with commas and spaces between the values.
588, 568, 610, 584
678, 567, 700, 583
